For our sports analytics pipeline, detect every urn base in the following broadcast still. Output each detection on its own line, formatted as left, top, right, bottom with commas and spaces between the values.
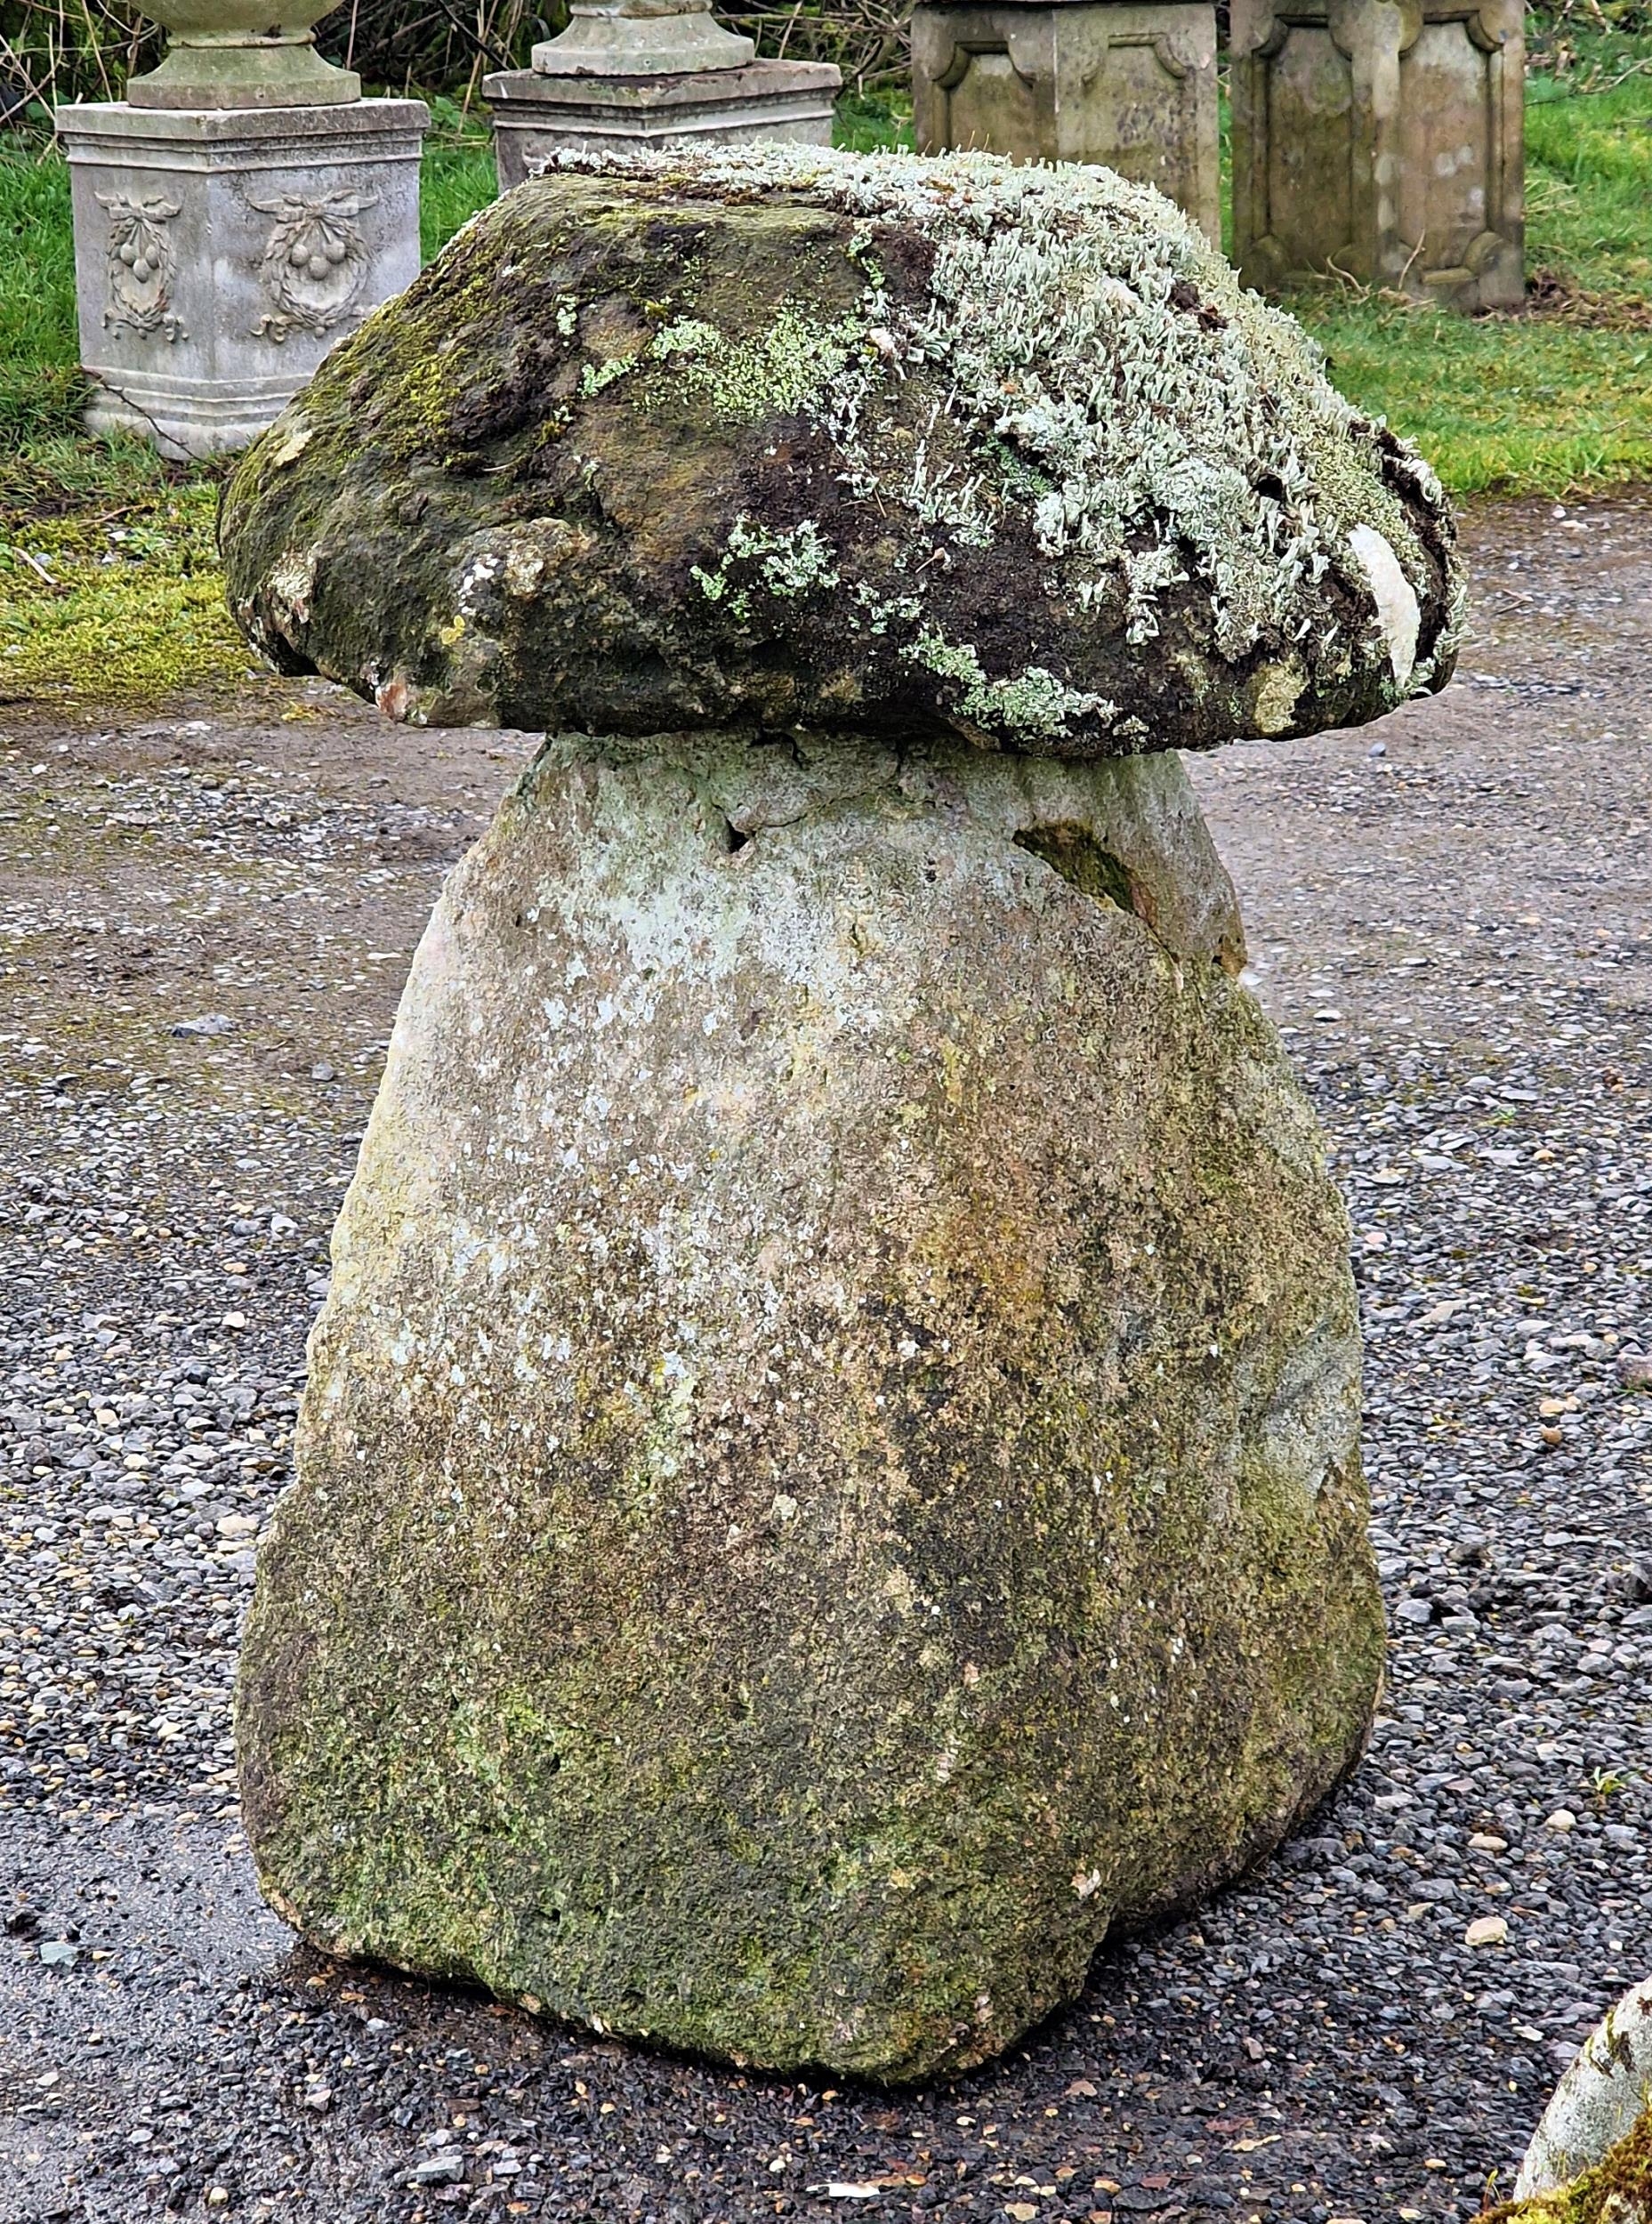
125, 37, 362, 110
55, 98, 428, 461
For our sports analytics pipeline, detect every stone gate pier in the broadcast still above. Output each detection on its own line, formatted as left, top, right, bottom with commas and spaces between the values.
1231, 0, 1523, 310
911, 0, 1220, 244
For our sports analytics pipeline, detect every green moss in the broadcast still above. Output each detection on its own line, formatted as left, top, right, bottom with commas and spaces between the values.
0, 479, 254, 704
1480, 2106, 1652, 2224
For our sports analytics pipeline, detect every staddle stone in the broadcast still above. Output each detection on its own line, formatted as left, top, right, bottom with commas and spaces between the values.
221, 147, 1463, 753
229, 148, 1423, 2082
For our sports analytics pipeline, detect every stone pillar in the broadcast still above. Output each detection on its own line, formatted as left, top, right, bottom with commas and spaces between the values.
910, 0, 1219, 246
1231, 0, 1523, 310
57, 99, 428, 460
483, 0, 839, 187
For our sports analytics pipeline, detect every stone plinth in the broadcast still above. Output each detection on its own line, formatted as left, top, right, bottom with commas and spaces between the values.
485, 60, 840, 186
1231, 0, 1523, 310
911, 0, 1219, 246
56, 98, 427, 460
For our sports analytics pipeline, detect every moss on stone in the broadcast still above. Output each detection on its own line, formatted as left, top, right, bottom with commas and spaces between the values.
220, 149, 1463, 752
1482, 2107, 1652, 2224
236, 734, 1382, 2083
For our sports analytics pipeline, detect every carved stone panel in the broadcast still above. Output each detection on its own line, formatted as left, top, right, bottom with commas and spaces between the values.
1231, 0, 1523, 310
58, 99, 429, 461
97, 190, 187, 342
911, 0, 1220, 246
250, 189, 379, 342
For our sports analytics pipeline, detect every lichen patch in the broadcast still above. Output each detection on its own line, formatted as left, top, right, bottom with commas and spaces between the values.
222, 149, 1465, 753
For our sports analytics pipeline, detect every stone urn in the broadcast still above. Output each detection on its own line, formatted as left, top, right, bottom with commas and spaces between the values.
125, 0, 361, 108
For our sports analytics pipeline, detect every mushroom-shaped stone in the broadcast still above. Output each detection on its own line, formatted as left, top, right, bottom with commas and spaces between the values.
230, 149, 1410, 2084
221, 147, 1463, 750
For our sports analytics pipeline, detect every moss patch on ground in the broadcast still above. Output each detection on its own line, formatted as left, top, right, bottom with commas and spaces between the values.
1, 478, 255, 706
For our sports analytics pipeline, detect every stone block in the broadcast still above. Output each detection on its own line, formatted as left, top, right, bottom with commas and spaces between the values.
1231, 0, 1524, 310
911, 0, 1219, 246
55, 98, 428, 461
484, 60, 840, 188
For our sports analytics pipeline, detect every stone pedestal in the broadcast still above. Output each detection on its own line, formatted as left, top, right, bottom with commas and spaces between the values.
56, 99, 428, 460
911, 0, 1219, 246
486, 60, 840, 184
1231, 0, 1523, 310
485, 0, 837, 185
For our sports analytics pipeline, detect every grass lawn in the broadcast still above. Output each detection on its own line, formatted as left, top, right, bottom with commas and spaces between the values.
1292, 45, 1652, 494
2, 56, 1649, 703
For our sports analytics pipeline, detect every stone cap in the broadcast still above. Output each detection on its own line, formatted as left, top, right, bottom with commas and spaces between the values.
222, 146, 1463, 752
483, 60, 842, 109
55, 96, 431, 147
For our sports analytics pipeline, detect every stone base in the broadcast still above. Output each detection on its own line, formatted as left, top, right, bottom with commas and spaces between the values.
55, 97, 428, 461
1230, 0, 1524, 311
911, 0, 1219, 246
236, 735, 1384, 2083
483, 60, 841, 190
529, 8, 757, 76
125, 40, 362, 110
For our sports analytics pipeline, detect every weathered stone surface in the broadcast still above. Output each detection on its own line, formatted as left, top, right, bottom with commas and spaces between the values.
220, 147, 1463, 754
237, 733, 1384, 2082
1513, 1978, 1652, 2210
911, 0, 1221, 249
1231, 0, 1524, 312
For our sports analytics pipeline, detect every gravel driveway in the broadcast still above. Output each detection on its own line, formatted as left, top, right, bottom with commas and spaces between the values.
0, 492, 1648, 2224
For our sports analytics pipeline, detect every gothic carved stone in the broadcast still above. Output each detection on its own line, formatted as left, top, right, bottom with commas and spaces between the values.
250, 189, 379, 344
910, 0, 1219, 246
97, 192, 186, 342
1231, 0, 1524, 310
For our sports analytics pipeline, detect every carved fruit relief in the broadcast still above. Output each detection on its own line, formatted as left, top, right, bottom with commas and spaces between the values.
251, 189, 378, 343
98, 192, 185, 342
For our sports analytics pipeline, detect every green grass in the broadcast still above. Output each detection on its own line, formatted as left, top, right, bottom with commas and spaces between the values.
2, 61, 1650, 705
1299, 310, 1652, 494
0, 138, 80, 455
1526, 41, 1652, 301
1285, 32, 1652, 490
420, 97, 500, 260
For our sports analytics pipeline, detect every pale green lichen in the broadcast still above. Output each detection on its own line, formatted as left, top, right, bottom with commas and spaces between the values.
904, 627, 1117, 740
651, 301, 869, 423
578, 352, 640, 399
536, 144, 1461, 741
692, 517, 842, 619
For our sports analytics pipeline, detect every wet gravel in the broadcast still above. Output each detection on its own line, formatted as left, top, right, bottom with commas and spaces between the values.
1, 494, 1649, 2223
